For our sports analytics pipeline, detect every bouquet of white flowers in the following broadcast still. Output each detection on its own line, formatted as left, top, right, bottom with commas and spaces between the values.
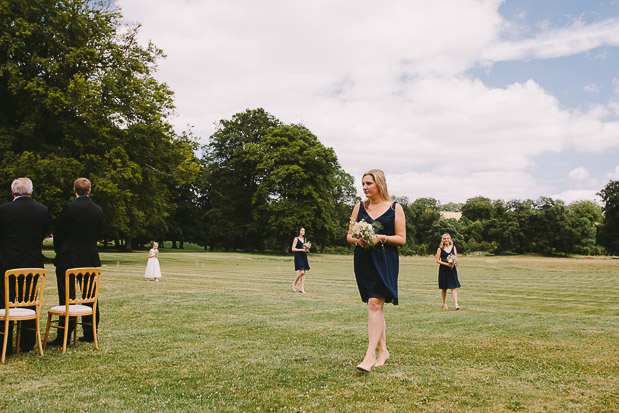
446, 253, 457, 265
350, 217, 383, 246
302, 241, 311, 250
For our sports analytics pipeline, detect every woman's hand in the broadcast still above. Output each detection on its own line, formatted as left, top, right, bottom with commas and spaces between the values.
355, 237, 371, 249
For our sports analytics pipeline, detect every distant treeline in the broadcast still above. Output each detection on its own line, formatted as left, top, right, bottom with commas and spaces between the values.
396, 196, 608, 256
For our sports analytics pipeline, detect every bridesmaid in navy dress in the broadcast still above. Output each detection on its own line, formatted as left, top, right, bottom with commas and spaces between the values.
291, 227, 310, 293
436, 233, 461, 309
347, 169, 406, 372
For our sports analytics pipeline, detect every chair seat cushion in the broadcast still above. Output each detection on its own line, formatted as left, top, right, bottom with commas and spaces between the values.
0, 308, 36, 318
49, 305, 93, 315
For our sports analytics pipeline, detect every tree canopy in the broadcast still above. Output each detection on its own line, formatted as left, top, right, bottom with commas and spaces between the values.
201, 109, 355, 253
0, 0, 199, 248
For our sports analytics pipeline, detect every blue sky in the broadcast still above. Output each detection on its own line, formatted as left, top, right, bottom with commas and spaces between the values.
118, 0, 619, 204
480, 1, 619, 111
466, 1, 619, 202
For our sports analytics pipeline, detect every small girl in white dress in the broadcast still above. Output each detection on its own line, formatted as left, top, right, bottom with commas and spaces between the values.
144, 242, 162, 281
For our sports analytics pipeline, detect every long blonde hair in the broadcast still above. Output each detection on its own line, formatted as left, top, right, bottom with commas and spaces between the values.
362, 169, 391, 208
440, 233, 453, 248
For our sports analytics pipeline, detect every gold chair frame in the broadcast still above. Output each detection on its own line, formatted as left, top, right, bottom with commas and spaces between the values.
44, 267, 101, 354
1, 268, 47, 363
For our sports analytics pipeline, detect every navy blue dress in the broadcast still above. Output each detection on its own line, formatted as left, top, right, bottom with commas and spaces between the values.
294, 238, 310, 271
353, 202, 399, 305
438, 246, 461, 289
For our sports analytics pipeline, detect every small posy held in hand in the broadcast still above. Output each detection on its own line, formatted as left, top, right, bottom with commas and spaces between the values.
349, 218, 383, 248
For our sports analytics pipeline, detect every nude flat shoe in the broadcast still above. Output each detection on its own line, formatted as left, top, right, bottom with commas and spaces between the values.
290, 283, 296, 292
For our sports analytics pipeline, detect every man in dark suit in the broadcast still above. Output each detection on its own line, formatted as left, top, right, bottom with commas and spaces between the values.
48, 178, 103, 345
0, 178, 49, 354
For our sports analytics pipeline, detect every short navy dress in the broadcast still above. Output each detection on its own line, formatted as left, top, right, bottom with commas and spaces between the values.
438, 246, 461, 289
294, 238, 310, 271
353, 202, 399, 305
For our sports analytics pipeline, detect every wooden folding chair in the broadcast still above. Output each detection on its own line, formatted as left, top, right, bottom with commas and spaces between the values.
0, 268, 47, 363
44, 267, 101, 354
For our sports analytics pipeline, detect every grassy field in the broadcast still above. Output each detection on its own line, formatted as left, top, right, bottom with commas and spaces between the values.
2, 251, 617, 412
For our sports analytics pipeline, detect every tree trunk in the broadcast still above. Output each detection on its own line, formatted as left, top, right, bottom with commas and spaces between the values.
124, 237, 133, 251
321, 244, 326, 254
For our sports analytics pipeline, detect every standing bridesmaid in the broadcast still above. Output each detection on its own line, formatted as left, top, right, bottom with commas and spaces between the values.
436, 233, 460, 309
291, 227, 310, 293
347, 169, 406, 372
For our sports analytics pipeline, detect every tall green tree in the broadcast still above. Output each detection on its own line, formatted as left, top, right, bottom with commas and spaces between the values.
201, 109, 355, 252
567, 200, 603, 255
410, 198, 441, 244
597, 180, 619, 255
202, 108, 281, 251
0, 0, 199, 248
529, 197, 579, 254
252, 124, 351, 253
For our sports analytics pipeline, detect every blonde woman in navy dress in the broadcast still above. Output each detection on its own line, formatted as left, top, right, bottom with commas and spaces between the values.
436, 233, 460, 309
290, 227, 310, 293
347, 169, 406, 372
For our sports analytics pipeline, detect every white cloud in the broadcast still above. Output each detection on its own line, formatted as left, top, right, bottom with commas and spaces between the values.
609, 165, 619, 180
583, 83, 599, 92
552, 189, 601, 204
116, 0, 619, 203
482, 17, 619, 62
568, 167, 589, 180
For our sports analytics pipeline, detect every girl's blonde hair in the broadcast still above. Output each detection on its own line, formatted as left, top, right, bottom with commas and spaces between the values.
362, 169, 391, 208
439, 234, 453, 248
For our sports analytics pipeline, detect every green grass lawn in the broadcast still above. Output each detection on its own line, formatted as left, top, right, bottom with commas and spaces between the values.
2, 251, 617, 412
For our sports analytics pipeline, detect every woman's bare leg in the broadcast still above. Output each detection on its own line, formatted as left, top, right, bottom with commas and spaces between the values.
357, 298, 385, 372
441, 289, 448, 308
375, 317, 389, 366
299, 272, 306, 293
452, 288, 459, 309
291, 270, 304, 291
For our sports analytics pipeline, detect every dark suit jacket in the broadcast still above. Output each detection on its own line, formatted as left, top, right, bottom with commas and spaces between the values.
0, 196, 49, 274
53, 196, 103, 268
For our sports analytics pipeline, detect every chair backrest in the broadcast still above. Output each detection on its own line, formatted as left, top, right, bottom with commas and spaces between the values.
3, 268, 46, 311
65, 268, 101, 307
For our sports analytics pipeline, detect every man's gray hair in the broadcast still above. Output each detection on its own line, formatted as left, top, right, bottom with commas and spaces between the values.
11, 178, 33, 196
